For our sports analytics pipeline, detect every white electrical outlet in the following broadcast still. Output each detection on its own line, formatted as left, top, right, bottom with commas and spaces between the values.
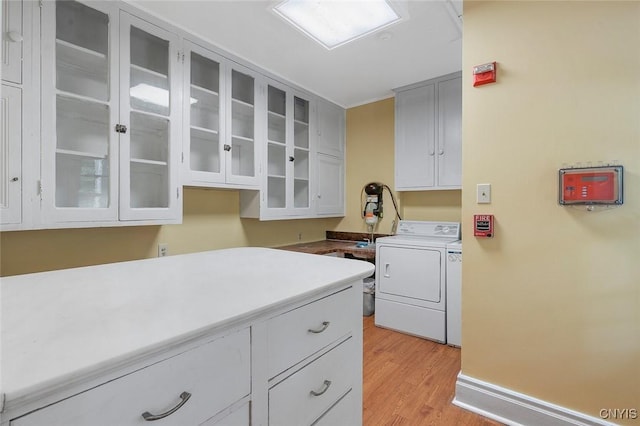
477, 183, 491, 204
158, 243, 169, 257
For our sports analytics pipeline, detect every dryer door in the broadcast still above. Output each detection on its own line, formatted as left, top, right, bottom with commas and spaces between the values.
377, 246, 442, 303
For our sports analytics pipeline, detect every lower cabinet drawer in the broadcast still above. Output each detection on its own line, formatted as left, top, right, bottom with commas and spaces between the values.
11, 328, 250, 426
267, 287, 353, 377
269, 337, 354, 426
312, 390, 355, 426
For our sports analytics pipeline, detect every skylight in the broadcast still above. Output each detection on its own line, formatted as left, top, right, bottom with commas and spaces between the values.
272, 0, 403, 50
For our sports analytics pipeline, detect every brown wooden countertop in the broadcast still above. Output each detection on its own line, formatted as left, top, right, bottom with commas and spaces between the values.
277, 231, 391, 260
277, 239, 376, 260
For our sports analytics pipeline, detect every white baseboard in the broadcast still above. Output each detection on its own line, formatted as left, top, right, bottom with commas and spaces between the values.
453, 373, 619, 426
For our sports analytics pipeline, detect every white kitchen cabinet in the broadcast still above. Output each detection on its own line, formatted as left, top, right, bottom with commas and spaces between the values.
0, 84, 22, 225
394, 72, 462, 191
11, 329, 251, 426
240, 80, 314, 219
0, 248, 372, 426
316, 98, 345, 158
40, 0, 181, 226
315, 98, 345, 217
182, 40, 260, 189
1, 0, 23, 84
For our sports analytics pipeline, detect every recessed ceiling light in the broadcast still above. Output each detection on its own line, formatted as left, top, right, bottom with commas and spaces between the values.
272, 0, 404, 50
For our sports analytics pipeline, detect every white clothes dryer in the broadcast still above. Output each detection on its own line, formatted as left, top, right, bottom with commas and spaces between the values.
375, 221, 460, 343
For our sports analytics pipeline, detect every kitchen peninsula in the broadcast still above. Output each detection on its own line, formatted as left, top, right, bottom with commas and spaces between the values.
1, 248, 374, 425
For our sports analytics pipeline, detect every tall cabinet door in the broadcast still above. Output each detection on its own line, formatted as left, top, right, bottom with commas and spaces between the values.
394, 84, 436, 189
0, 84, 22, 225
437, 76, 462, 188
183, 41, 225, 185
290, 92, 312, 215
41, 0, 119, 223
119, 11, 181, 221
225, 64, 259, 186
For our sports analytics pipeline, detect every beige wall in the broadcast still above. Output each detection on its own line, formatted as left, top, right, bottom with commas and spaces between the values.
338, 97, 461, 235
462, 1, 639, 422
0, 189, 340, 276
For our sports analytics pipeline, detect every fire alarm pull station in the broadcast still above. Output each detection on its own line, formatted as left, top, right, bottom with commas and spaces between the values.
559, 165, 623, 206
473, 62, 497, 87
474, 215, 494, 238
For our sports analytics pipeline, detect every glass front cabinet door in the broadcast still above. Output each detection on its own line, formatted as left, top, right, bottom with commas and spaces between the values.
263, 81, 313, 218
183, 40, 259, 189
41, 0, 180, 225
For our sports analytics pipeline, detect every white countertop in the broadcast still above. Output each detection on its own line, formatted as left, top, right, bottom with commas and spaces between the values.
1, 247, 374, 409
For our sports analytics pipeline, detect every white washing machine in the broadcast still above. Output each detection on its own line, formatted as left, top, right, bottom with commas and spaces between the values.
375, 221, 461, 343
446, 241, 462, 347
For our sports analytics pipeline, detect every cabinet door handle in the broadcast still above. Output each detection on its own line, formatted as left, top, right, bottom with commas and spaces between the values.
10, 177, 19, 182
289, 156, 295, 162
223, 144, 231, 152
141, 391, 191, 421
307, 321, 330, 334
115, 124, 128, 134
310, 380, 332, 397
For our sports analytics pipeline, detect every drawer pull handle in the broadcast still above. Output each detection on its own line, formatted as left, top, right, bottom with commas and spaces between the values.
308, 321, 330, 334
310, 380, 332, 397
141, 391, 191, 421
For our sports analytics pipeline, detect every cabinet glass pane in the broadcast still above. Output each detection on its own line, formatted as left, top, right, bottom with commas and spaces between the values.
230, 70, 255, 177
293, 96, 309, 149
56, 0, 109, 101
190, 53, 220, 132
55, 96, 110, 208
294, 149, 309, 208
129, 112, 169, 208
268, 177, 286, 209
129, 27, 170, 116
268, 143, 286, 177
190, 128, 220, 173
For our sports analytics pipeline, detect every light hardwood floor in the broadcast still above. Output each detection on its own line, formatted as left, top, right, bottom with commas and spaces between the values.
362, 315, 502, 425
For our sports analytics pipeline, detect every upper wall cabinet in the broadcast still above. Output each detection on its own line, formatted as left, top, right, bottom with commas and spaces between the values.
40, 0, 181, 226
182, 40, 260, 189
315, 98, 345, 217
0, 84, 22, 225
240, 80, 314, 220
394, 72, 462, 191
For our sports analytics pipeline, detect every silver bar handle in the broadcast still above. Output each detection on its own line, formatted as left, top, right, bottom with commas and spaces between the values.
310, 380, 332, 397
141, 391, 191, 421
307, 321, 330, 334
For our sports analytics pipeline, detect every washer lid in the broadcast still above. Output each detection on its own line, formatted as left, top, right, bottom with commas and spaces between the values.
395, 221, 461, 240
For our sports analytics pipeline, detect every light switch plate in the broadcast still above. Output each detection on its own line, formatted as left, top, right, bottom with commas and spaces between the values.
477, 184, 491, 204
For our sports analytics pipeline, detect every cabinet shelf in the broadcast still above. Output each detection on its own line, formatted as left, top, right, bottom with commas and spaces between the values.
190, 83, 219, 97
268, 110, 286, 119
267, 140, 286, 147
231, 134, 254, 143
131, 158, 168, 166
130, 63, 168, 80
56, 149, 107, 159
191, 125, 219, 136
56, 38, 106, 60
294, 119, 309, 126
232, 97, 254, 109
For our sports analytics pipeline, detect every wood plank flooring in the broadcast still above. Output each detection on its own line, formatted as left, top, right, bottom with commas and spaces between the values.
363, 315, 502, 426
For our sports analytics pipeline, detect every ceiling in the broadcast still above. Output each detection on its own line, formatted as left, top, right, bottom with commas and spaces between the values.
128, 1, 463, 108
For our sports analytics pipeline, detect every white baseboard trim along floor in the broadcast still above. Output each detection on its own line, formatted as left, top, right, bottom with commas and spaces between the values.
453, 373, 624, 426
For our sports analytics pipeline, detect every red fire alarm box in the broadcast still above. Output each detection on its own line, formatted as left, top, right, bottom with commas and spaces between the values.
474, 214, 494, 238
473, 62, 497, 87
559, 166, 623, 205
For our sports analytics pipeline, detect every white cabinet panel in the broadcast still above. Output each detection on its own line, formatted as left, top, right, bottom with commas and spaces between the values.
12, 329, 250, 426
267, 288, 353, 377
316, 98, 344, 158
0, 84, 21, 225
394, 72, 462, 191
316, 153, 344, 216
269, 338, 354, 426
